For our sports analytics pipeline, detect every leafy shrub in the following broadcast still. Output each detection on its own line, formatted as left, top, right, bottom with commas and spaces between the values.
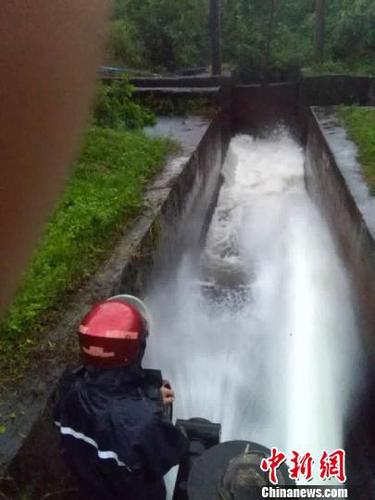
303, 59, 375, 77
93, 76, 155, 129
134, 94, 217, 117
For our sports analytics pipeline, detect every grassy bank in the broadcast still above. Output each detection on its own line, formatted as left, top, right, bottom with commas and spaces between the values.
0, 126, 173, 383
339, 106, 375, 194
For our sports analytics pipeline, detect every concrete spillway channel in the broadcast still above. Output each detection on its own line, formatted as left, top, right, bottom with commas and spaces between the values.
0, 77, 374, 498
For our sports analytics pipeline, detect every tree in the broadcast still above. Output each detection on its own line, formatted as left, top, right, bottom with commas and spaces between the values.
106, 20, 142, 68
111, 0, 209, 72
331, 0, 375, 62
315, 0, 326, 63
210, 0, 222, 75
107, 0, 375, 77
264, 0, 278, 73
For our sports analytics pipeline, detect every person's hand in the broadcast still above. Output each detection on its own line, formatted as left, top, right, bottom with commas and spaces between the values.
160, 382, 175, 406
0, 1, 109, 312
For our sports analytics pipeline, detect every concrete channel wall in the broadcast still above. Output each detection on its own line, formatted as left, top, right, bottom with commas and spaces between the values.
121, 115, 230, 297
0, 113, 230, 498
305, 106, 375, 494
305, 107, 375, 359
230, 76, 374, 136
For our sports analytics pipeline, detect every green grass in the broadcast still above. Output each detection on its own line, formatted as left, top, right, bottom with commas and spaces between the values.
338, 106, 375, 195
0, 126, 173, 381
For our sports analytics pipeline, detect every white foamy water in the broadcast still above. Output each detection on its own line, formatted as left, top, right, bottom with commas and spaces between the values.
145, 132, 362, 486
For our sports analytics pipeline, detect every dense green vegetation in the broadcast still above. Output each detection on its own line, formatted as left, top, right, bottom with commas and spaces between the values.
133, 95, 217, 117
94, 76, 155, 128
339, 107, 375, 195
0, 123, 173, 382
106, 0, 375, 80
107, 0, 209, 72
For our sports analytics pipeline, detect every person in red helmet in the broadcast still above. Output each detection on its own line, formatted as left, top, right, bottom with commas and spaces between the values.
54, 295, 188, 500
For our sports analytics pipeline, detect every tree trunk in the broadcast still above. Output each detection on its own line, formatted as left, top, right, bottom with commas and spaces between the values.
210, 0, 222, 75
265, 0, 277, 75
315, 0, 326, 63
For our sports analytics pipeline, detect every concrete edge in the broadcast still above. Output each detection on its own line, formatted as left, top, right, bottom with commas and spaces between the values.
305, 105, 375, 357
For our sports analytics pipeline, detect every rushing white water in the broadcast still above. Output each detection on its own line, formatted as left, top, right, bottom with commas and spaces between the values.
145, 132, 362, 486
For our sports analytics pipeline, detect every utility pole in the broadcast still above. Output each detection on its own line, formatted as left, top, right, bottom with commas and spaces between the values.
210, 0, 222, 75
315, 0, 326, 63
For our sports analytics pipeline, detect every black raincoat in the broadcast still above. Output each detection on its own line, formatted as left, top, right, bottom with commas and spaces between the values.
54, 365, 188, 500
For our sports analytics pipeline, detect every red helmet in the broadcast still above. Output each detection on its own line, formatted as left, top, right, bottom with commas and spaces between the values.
78, 295, 151, 369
